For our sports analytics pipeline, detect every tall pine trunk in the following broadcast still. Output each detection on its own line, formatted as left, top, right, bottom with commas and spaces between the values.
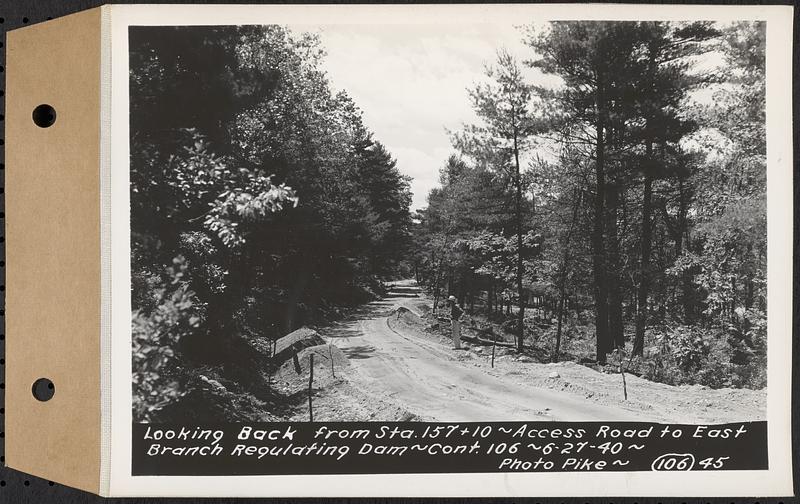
605, 181, 625, 350
633, 142, 654, 356
513, 129, 525, 353
592, 74, 610, 364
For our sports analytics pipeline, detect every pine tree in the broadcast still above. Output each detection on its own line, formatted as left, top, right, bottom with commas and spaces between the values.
452, 50, 543, 352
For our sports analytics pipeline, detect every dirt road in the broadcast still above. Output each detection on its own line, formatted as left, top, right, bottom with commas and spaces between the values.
323, 281, 661, 422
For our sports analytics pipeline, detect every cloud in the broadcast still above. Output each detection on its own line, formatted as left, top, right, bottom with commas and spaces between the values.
390, 145, 453, 210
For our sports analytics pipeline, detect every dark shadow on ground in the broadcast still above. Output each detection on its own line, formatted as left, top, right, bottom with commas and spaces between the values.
389, 286, 421, 297
341, 344, 377, 359
318, 324, 363, 340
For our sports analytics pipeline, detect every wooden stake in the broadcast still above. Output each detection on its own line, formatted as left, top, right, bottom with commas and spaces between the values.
491, 329, 497, 368
620, 364, 628, 401
308, 354, 314, 422
620, 350, 634, 401
328, 344, 335, 378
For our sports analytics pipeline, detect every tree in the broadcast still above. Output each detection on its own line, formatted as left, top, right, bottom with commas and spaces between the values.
675, 21, 766, 368
526, 21, 723, 362
453, 50, 543, 352
526, 22, 651, 362
628, 22, 720, 356
129, 25, 412, 420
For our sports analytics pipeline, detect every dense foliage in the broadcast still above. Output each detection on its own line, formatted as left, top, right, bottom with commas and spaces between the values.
130, 26, 411, 421
411, 21, 766, 388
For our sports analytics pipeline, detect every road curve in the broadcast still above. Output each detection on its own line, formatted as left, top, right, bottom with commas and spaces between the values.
324, 281, 659, 422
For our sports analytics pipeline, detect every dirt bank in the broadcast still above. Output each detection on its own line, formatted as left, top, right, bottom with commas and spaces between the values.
273, 343, 423, 422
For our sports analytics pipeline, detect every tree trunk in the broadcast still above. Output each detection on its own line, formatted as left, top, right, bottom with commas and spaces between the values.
606, 181, 624, 350
554, 293, 566, 362
592, 74, 610, 364
633, 151, 653, 356
513, 128, 525, 353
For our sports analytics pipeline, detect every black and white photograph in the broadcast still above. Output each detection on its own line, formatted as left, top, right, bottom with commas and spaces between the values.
129, 18, 771, 427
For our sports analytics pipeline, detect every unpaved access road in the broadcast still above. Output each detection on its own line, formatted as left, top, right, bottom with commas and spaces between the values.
323, 281, 660, 422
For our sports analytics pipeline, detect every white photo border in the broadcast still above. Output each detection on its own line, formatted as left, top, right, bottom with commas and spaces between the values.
107, 3, 794, 497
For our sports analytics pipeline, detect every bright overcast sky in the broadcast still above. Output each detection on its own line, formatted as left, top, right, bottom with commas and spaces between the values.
307, 24, 533, 211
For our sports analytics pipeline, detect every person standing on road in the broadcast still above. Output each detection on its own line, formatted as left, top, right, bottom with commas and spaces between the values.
447, 295, 463, 350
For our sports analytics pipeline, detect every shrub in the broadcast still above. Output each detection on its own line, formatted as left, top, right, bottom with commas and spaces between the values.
669, 325, 711, 372
132, 256, 202, 422
639, 323, 766, 390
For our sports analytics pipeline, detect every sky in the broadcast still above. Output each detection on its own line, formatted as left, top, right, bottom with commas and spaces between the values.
308, 24, 534, 211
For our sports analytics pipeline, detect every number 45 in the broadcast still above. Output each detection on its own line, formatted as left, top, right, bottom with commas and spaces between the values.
698, 456, 730, 469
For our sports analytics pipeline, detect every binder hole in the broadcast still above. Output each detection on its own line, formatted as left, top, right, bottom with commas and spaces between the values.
23, 480, 30, 486
32, 378, 55, 401
48, 481, 55, 486
22, 17, 29, 24
0, 481, 5, 487
32, 104, 56, 128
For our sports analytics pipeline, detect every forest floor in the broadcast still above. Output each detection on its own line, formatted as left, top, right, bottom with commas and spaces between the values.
285, 280, 765, 423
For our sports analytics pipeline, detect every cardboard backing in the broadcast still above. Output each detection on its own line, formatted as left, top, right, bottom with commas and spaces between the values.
5, 7, 103, 494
